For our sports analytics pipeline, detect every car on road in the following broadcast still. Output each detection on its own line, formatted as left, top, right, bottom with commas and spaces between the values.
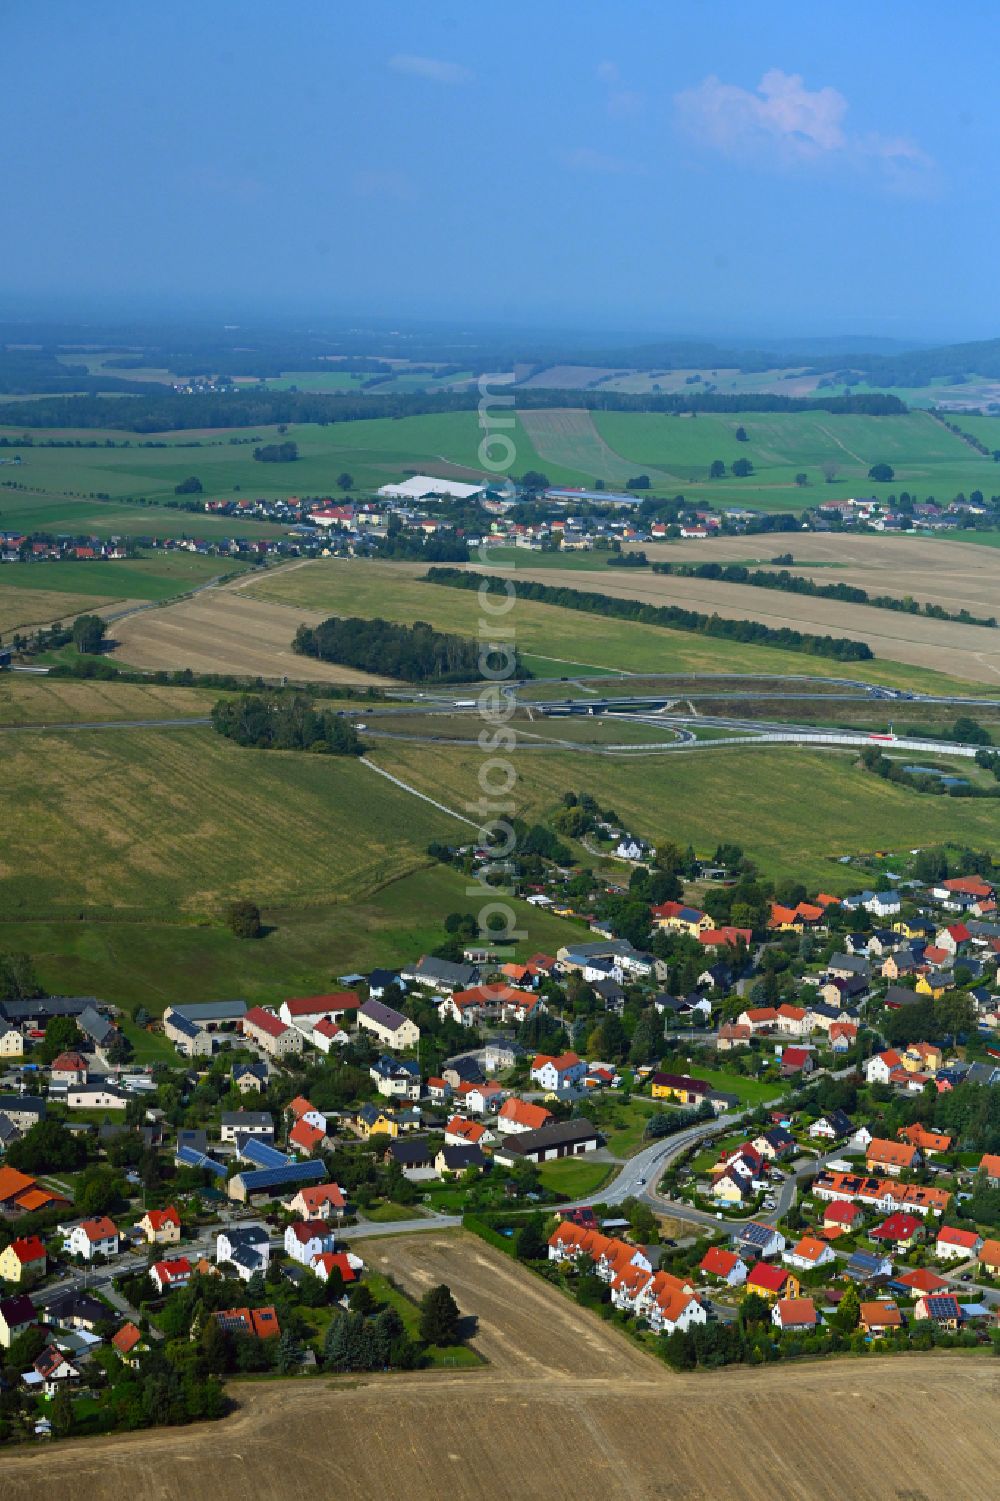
637, 1177, 646, 1186
763, 1197, 777, 1209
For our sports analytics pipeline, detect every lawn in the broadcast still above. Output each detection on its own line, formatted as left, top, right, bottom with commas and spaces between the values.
361, 1201, 427, 1223
362, 1270, 483, 1367
670, 1065, 785, 1106
536, 1156, 614, 1197
366, 739, 1000, 890
241, 557, 990, 695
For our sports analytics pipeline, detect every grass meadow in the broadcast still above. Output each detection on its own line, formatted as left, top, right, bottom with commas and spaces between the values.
366, 738, 1000, 890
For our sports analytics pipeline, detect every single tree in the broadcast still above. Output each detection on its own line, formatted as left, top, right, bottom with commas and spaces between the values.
337, 472, 354, 491
709, 459, 726, 479
418, 1283, 461, 1346
226, 900, 262, 939
821, 460, 839, 484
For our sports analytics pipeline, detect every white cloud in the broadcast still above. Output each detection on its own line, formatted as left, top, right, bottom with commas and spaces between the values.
675, 69, 930, 175
388, 53, 472, 85
596, 59, 642, 119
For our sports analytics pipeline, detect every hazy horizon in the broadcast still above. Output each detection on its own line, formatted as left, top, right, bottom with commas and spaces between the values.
4, 1, 999, 342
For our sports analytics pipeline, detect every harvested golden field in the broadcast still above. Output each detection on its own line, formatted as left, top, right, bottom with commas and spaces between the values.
241, 557, 991, 694
2, 1234, 996, 1501
502, 560, 1000, 685
0, 584, 128, 635
112, 574, 391, 685
0, 675, 215, 726
643, 531, 1000, 621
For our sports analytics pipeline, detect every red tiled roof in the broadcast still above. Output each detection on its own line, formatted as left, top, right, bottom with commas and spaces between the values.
243, 1006, 288, 1039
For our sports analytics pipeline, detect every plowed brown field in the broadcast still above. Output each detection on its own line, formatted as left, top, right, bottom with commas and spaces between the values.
2, 1233, 996, 1501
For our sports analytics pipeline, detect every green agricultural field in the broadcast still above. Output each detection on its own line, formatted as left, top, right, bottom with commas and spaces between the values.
0, 487, 290, 539
0, 676, 217, 726
0, 550, 242, 601
0, 412, 560, 505
6, 864, 583, 1015
365, 739, 1000, 889
241, 557, 995, 696
0, 724, 463, 917
590, 407, 994, 512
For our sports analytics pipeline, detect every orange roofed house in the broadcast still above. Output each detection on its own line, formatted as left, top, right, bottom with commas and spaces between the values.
866, 1138, 919, 1177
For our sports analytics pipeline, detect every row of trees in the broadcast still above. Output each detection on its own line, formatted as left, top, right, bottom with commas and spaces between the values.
427, 569, 875, 662
650, 561, 997, 629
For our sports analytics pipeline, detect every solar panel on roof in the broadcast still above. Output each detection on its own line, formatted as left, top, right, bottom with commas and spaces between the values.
238, 1137, 289, 1169
176, 1145, 228, 1178
233, 1161, 326, 1191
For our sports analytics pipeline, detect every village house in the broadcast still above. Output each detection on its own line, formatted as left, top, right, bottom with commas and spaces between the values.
772, 1297, 817, 1332
242, 1006, 304, 1059
149, 1256, 192, 1295
217, 1225, 271, 1281
214, 1306, 281, 1340
444, 1116, 493, 1147
530, 1051, 587, 1091
111, 1322, 147, 1366
493, 1118, 600, 1166
232, 1061, 268, 1094
357, 999, 420, 1051
860, 1300, 903, 1336
899, 1123, 952, 1157
0, 1235, 46, 1284
63, 1216, 119, 1261
871, 1212, 924, 1251
286, 1182, 346, 1220
49, 1050, 89, 1086
699, 1247, 748, 1286
370, 1055, 421, 1101
497, 1098, 553, 1135
0, 1293, 36, 1347
138, 1206, 181, 1245
221, 1110, 274, 1144
279, 992, 361, 1031
746, 1262, 799, 1301
30, 1346, 80, 1397
978, 1238, 1000, 1277
936, 1226, 983, 1261
783, 1235, 836, 1272
284, 1219, 336, 1266
866, 1138, 919, 1176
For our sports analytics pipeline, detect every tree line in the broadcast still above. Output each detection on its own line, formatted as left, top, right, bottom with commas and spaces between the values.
210, 693, 363, 753
293, 615, 527, 682
425, 568, 874, 662
650, 560, 998, 628
0, 387, 908, 433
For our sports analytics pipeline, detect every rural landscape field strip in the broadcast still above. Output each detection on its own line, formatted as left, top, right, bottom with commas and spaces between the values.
492, 562, 1000, 685
367, 740, 1000, 887
0, 726, 454, 916
1, 1235, 995, 1501
239, 558, 995, 695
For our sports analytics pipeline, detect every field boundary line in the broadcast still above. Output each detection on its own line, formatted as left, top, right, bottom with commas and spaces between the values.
359, 757, 478, 827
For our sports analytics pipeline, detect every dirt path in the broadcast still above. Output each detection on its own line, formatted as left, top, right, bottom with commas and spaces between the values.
2, 1234, 996, 1500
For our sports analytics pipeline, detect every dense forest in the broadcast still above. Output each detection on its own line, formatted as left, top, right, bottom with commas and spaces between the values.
651, 560, 998, 628
210, 694, 363, 753
0, 386, 907, 432
426, 568, 875, 661
293, 616, 525, 681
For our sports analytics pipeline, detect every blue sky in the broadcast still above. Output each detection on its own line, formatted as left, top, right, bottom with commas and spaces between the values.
3, 1, 997, 340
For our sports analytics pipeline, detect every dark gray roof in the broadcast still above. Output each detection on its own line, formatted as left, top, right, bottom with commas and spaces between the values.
172, 1000, 247, 1024
0, 996, 90, 1024
221, 1111, 272, 1128
359, 998, 410, 1032
412, 957, 477, 988
0, 1094, 44, 1115
78, 1005, 114, 1045
176, 1128, 208, 1153
440, 1144, 486, 1171
387, 1138, 434, 1167
166, 1012, 201, 1039
495, 1118, 601, 1157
